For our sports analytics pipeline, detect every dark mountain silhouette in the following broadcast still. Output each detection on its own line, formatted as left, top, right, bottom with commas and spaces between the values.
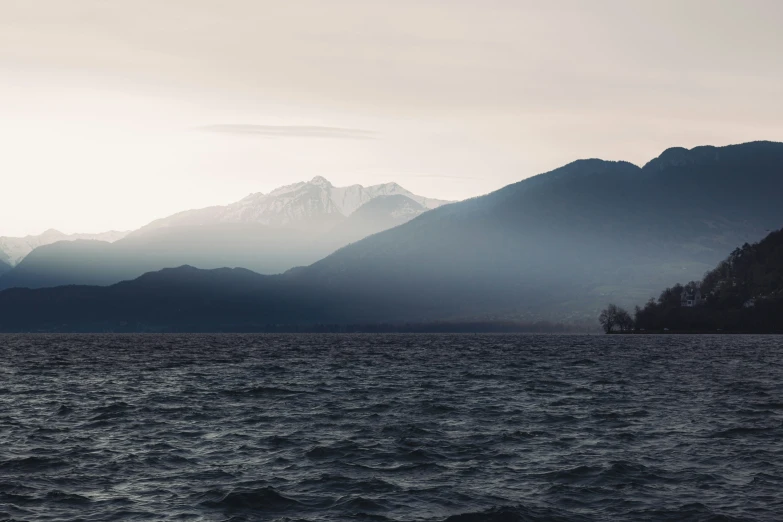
0, 265, 572, 332
1, 141, 782, 331
0, 195, 433, 290
634, 228, 783, 332
0, 266, 323, 332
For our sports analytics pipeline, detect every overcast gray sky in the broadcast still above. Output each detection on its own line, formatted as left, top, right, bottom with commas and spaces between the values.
2, 0, 782, 236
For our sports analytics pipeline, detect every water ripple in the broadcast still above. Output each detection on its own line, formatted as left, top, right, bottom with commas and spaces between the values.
0, 333, 781, 521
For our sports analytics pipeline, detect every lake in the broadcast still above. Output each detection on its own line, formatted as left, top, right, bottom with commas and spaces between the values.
1, 334, 781, 521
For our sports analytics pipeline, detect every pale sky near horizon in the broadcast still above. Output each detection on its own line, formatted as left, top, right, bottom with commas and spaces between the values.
2, 0, 782, 236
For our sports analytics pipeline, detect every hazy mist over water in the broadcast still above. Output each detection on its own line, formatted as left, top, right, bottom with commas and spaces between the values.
2, 334, 782, 521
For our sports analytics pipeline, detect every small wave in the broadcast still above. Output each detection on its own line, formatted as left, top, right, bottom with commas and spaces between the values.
500, 430, 547, 441
751, 472, 783, 485
0, 457, 68, 472
627, 502, 744, 521
306, 445, 351, 459
542, 461, 674, 487
45, 490, 91, 505
199, 486, 299, 512
710, 425, 780, 438
260, 434, 299, 448
142, 454, 198, 468
221, 386, 311, 397
420, 402, 457, 414
543, 465, 603, 484
749, 401, 783, 410
91, 401, 130, 413
251, 364, 288, 374
536, 379, 573, 388
402, 448, 445, 462
461, 372, 501, 380
542, 413, 578, 424
346, 513, 394, 521
332, 494, 388, 512
606, 461, 649, 475
348, 461, 445, 473
592, 409, 649, 420
79, 420, 113, 429
34, 426, 64, 434
90, 411, 129, 421
736, 408, 776, 416
380, 424, 433, 436
569, 358, 598, 366
443, 505, 586, 522
0, 491, 37, 506
88, 402, 133, 421
300, 473, 399, 495
55, 404, 73, 416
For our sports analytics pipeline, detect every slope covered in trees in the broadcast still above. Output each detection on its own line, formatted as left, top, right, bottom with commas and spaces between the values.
633, 229, 783, 332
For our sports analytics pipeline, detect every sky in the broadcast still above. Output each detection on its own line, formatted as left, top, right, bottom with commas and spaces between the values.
1, 0, 782, 236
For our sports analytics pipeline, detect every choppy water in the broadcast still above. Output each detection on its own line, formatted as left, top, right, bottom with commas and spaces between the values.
1, 334, 782, 521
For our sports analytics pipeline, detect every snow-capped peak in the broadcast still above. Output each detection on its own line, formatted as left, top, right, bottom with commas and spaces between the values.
309, 175, 332, 187
139, 176, 451, 232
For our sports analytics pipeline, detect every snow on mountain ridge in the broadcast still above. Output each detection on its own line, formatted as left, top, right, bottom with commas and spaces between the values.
1, 178, 450, 265
141, 177, 450, 232
328, 180, 446, 216
309, 175, 332, 188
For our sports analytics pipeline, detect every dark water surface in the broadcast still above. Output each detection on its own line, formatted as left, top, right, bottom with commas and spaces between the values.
1, 334, 782, 521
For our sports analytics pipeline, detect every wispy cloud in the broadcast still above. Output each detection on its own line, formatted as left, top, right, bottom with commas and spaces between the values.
198, 124, 377, 140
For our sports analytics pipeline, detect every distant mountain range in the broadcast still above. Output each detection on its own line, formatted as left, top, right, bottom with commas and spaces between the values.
1, 140, 782, 331
138, 175, 447, 232
0, 229, 128, 266
0, 178, 449, 289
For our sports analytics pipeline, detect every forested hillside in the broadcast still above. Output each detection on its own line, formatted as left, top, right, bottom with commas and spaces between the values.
634, 229, 783, 332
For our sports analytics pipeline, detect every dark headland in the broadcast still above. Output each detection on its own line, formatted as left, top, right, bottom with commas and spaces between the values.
600, 228, 783, 334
